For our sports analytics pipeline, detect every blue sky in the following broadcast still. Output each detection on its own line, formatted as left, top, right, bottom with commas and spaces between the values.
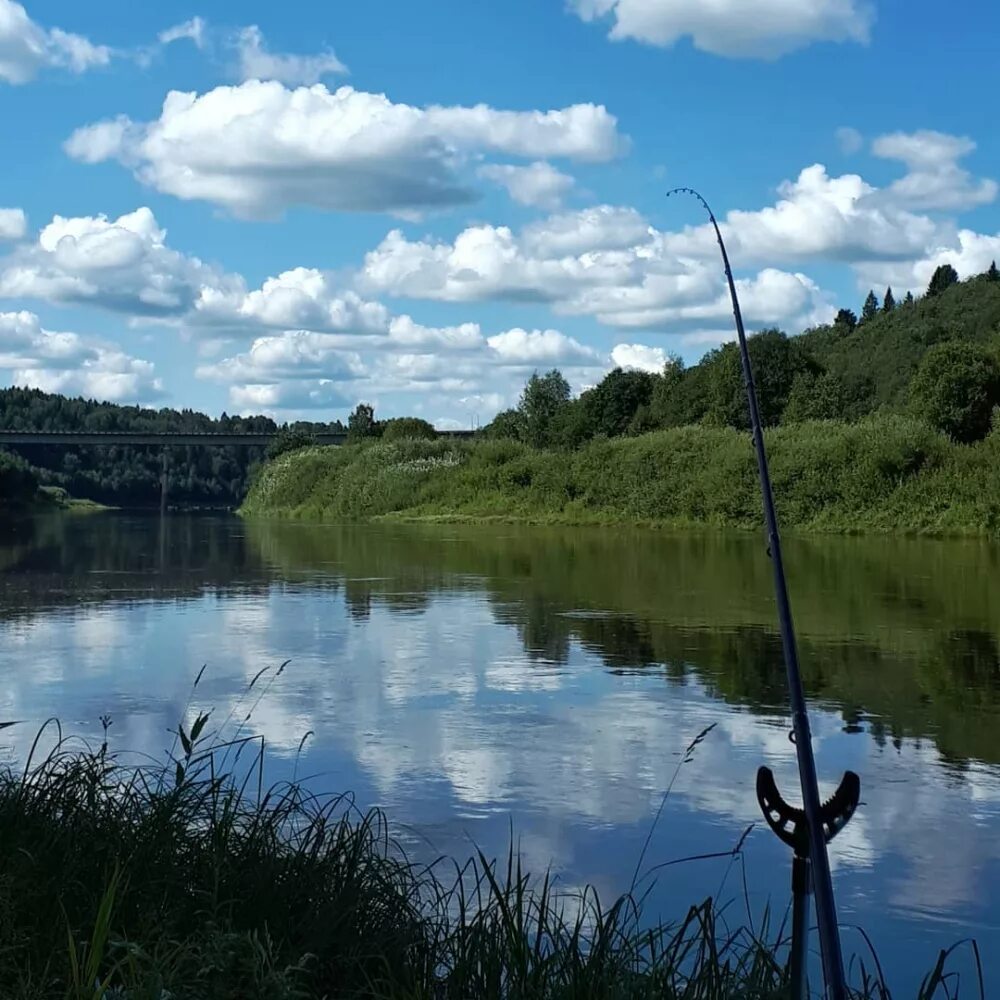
1, 0, 998, 427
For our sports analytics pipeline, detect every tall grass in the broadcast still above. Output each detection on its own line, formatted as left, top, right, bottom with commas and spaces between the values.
240, 416, 1000, 536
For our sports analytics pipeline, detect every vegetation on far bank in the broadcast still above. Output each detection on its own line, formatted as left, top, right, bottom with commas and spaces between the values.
0, 707, 976, 999
241, 414, 1000, 536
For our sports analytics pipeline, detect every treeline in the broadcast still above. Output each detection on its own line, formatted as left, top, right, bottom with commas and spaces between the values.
0, 388, 347, 509
486, 263, 1000, 448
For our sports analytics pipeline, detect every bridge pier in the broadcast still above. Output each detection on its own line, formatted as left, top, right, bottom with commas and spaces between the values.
160, 450, 168, 515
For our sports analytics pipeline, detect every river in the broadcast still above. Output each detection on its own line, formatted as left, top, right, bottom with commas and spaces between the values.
2, 512, 999, 994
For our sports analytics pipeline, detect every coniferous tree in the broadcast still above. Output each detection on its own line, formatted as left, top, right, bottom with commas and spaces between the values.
834, 308, 857, 332
883, 287, 896, 313
988, 260, 999, 282
904, 291, 915, 306
861, 290, 879, 322
927, 264, 959, 298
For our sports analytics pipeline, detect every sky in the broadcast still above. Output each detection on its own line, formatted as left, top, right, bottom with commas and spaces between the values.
1, 0, 998, 428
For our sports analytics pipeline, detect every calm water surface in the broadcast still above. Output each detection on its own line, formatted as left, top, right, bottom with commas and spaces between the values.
2, 513, 1000, 994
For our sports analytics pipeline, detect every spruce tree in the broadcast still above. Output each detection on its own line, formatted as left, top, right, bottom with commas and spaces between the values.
927, 264, 959, 297
988, 260, 999, 282
861, 290, 879, 322
904, 291, 914, 306
883, 286, 896, 313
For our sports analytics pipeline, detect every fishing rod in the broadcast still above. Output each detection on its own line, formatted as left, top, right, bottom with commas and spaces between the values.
666, 188, 859, 999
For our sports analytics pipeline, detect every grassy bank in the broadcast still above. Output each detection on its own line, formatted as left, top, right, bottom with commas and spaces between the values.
0, 716, 973, 999
240, 415, 1000, 536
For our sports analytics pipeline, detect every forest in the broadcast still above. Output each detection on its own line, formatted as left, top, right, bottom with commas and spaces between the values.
0, 390, 347, 509
483, 263, 1000, 449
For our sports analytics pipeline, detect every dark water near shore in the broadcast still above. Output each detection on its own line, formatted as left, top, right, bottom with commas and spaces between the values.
2, 513, 1000, 993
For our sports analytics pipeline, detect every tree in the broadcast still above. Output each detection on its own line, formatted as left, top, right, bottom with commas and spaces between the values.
483, 408, 525, 441
926, 264, 959, 298
834, 309, 857, 332
988, 261, 999, 283
707, 329, 820, 430
518, 369, 571, 448
909, 342, 1000, 442
266, 428, 316, 460
579, 367, 656, 439
347, 402, 378, 441
904, 291, 915, 306
0, 449, 38, 507
883, 287, 896, 313
782, 371, 848, 423
381, 417, 437, 441
861, 290, 879, 322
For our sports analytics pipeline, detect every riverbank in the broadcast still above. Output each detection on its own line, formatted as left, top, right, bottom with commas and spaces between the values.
0, 721, 971, 999
240, 415, 1000, 536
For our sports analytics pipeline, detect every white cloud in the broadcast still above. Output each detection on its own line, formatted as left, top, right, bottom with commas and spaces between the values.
0, 208, 391, 340
65, 81, 625, 218
359, 211, 834, 333
0, 310, 162, 402
235, 24, 347, 84
197, 320, 600, 417
568, 0, 873, 58
196, 331, 364, 383
0, 207, 224, 316
857, 229, 1000, 296
0, 0, 110, 83
193, 266, 390, 335
872, 129, 998, 212
230, 380, 349, 411
478, 161, 575, 209
0, 207, 26, 241
159, 16, 207, 49
835, 126, 863, 155
669, 165, 940, 264
610, 343, 668, 372
486, 327, 599, 365
523, 204, 651, 257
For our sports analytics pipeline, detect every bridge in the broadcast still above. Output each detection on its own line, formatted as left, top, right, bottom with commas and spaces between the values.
0, 430, 474, 446
1, 428, 476, 510
0, 430, 349, 447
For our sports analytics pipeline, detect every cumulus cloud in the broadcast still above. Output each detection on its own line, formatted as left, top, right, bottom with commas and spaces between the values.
0, 310, 162, 402
0, 208, 396, 340
158, 16, 207, 49
478, 161, 575, 209
857, 229, 1000, 296
230, 380, 350, 411
0, 207, 26, 241
872, 129, 998, 212
197, 321, 600, 414
486, 327, 599, 365
0, 207, 224, 316
610, 343, 668, 372
669, 165, 940, 264
234, 24, 347, 84
568, 0, 873, 58
193, 266, 390, 335
196, 332, 364, 384
358, 210, 834, 333
0, 0, 110, 83
65, 81, 625, 218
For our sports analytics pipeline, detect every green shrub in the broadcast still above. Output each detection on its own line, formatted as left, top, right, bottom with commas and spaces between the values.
909, 341, 1000, 442
381, 417, 438, 441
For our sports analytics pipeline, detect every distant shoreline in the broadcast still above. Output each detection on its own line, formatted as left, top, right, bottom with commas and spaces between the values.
238, 418, 1000, 539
